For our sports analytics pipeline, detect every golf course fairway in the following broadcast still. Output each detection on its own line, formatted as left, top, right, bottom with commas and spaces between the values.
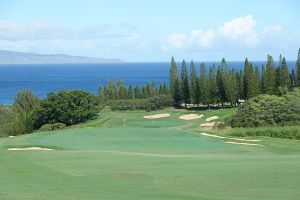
0, 110, 300, 200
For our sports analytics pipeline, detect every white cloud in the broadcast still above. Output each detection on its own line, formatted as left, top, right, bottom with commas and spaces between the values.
161, 33, 188, 51
263, 25, 281, 35
0, 20, 142, 54
161, 30, 215, 51
191, 29, 215, 47
219, 15, 259, 47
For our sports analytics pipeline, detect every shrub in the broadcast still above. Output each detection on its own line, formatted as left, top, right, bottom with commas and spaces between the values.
228, 89, 300, 128
39, 123, 66, 132
33, 90, 98, 128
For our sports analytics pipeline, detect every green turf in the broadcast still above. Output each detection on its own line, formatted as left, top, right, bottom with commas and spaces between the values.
0, 108, 300, 200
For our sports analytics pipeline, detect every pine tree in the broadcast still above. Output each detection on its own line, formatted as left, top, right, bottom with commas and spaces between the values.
173, 77, 181, 107
158, 84, 163, 95
216, 58, 227, 106
128, 85, 134, 99
261, 64, 266, 93
237, 69, 244, 100
224, 69, 238, 106
207, 65, 217, 107
180, 60, 190, 107
279, 57, 291, 89
199, 63, 208, 106
265, 55, 276, 94
253, 65, 260, 96
169, 56, 178, 96
244, 59, 258, 99
189, 61, 198, 104
291, 69, 296, 86
162, 83, 169, 95
296, 48, 300, 86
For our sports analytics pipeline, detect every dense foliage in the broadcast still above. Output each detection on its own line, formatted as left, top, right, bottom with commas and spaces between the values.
228, 88, 300, 127
106, 95, 173, 111
0, 105, 13, 137
11, 90, 39, 135
33, 90, 98, 128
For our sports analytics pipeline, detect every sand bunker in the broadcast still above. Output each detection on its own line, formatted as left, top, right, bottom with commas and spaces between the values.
144, 113, 170, 119
225, 141, 264, 146
8, 136, 15, 138
205, 116, 219, 122
179, 114, 203, 120
200, 122, 215, 127
7, 147, 54, 151
200, 133, 262, 142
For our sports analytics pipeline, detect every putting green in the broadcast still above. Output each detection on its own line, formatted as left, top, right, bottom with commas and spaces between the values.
1, 110, 300, 200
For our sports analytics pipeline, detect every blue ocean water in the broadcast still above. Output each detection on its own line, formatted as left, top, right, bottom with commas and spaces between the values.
0, 61, 296, 104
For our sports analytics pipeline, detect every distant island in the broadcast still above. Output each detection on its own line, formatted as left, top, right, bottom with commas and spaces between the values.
0, 50, 124, 64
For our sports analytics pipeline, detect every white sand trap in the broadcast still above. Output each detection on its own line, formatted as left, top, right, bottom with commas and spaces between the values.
201, 132, 225, 138
144, 113, 170, 119
200, 133, 262, 142
206, 116, 219, 122
225, 141, 264, 146
8, 136, 15, 138
7, 147, 54, 151
200, 122, 215, 127
179, 114, 203, 120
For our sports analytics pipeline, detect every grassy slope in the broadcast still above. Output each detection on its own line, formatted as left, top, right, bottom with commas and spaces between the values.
0, 108, 300, 200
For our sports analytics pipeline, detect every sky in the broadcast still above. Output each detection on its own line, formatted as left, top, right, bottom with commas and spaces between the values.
0, 0, 299, 62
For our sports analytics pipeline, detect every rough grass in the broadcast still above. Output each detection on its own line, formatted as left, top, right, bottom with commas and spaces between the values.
223, 126, 300, 140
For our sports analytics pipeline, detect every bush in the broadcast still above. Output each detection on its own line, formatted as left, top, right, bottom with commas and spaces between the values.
228, 89, 300, 128
33, 90, 98, 128
39, 123, 66, 132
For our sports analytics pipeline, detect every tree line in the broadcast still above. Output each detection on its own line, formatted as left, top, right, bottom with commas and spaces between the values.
170, 48, 300, 108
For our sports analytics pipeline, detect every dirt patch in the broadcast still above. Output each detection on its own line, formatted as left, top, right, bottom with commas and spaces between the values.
144, 113, 170, 119
7, 147, 54, 151
200, 122, 215, 127
179, 114, 203, 120
205, 116, 219, 122
225, 141, 264, 146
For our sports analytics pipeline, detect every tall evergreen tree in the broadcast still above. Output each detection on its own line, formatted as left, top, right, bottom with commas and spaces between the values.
207, 65, 217, 108
296, 48, 300, 86
216, 58, 228, 106
244, 59, 258, 99
180, 60, 190, 107
253, 65, 260, 96
291, 69, 296, 86
237, 69, 244, 100
261, 64, 266, 93
199, 63, 208, 105
279, 57, 291, 89
265, 55, 276, 94
224, 69, 238, 106
169, 56, 178, 96
189, 61, 198, 104
173, 77, 181, 107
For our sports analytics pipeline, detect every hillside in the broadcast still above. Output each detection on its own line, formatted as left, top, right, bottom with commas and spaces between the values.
0, 50, 124, 64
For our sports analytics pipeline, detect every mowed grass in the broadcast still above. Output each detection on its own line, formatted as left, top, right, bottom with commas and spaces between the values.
0, 108, 300, 200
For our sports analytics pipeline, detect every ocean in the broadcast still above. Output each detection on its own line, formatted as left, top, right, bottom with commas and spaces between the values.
0, 61, 296, 104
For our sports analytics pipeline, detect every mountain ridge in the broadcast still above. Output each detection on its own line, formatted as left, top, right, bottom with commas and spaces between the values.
0, 50, 124, 64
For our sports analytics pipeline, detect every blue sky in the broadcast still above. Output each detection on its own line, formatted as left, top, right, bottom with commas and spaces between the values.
0, 0, 299, 61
